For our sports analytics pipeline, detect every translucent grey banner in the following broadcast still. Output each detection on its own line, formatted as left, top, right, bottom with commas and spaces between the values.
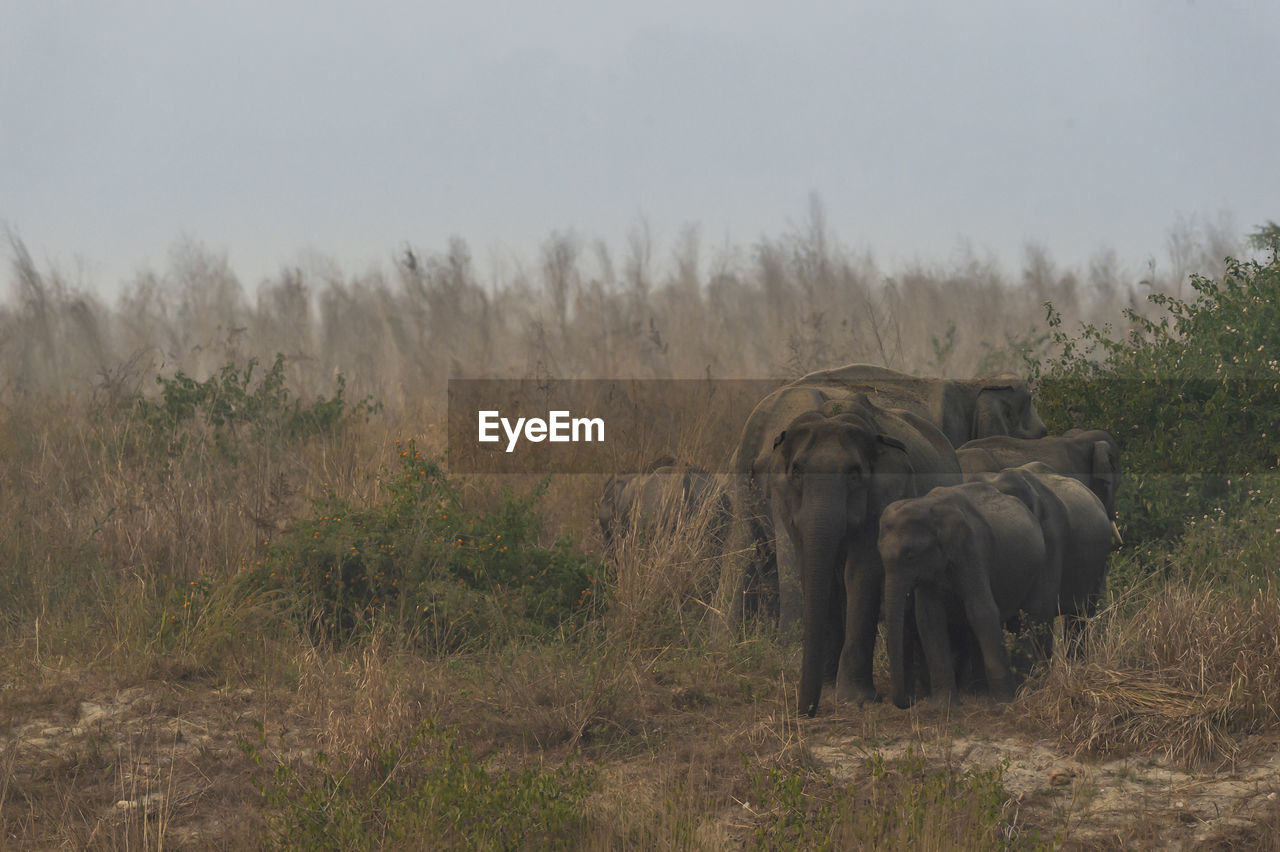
447, 379, 781, 473
446, 377, 1280, 475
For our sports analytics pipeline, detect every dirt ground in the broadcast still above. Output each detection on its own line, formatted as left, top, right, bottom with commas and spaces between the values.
805, 701, 1280, 850
4, 672, 1279, 850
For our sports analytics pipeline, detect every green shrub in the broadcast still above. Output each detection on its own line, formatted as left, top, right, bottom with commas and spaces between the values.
135, 353, 376, 459
242, 719, 595, 850
245, 440, 607, 648
1034, 249, 1280, 544
1105, 470, 1280, 596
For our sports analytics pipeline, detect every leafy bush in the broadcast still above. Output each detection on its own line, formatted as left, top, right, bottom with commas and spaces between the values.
245, 440, 607, 648
1034, 249, 1280, 544
135, 353, 376, 458
243, 719, 594, 850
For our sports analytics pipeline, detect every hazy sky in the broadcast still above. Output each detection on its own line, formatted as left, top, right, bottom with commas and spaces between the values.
3, 1, 1277, 296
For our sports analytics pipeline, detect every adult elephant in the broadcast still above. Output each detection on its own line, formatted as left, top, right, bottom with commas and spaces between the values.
734, 394, 961, 715
598, 457, 727, 551
966, 462, 1114, 654
789, 364, 1048, 448
878, 482, 1055, 708
956, 429, 1121, 522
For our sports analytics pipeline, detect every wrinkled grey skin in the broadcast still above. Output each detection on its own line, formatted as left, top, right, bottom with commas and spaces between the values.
956, 429, 1121, 522
735, 396, 961, 716
965, 462, 1114, 655
789, 364, 1048, 448
598, 457, 728, 551
879, 482, 1055, 709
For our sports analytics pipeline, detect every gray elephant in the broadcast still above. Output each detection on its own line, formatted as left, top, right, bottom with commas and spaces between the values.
788, 363, 1048, 447
879, 482, 1055, 708
956, 429, 1121, 523
965, 462, 1114, 655
598, 457, 728, 551
735, 394, 961, 715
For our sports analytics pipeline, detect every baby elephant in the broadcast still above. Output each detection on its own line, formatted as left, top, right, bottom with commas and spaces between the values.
879, 482, 1056, 709
597, 457, 727, 551
965, 462, 1113, 655
956, 429, 1121, 524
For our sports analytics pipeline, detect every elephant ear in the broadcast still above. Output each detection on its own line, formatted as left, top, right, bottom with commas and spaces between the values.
877, 434, 908, 453
752, 429, 792, 503
1091, 439, 1119, 511
871, 433, 916, 512
934, 503, 977, 589
972, 384, 1015, 436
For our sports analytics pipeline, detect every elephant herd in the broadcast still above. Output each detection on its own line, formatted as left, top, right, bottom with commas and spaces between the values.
596, 364, 1121, 717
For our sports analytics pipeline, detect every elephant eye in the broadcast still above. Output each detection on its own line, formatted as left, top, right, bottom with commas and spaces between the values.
789, 462, 803, 481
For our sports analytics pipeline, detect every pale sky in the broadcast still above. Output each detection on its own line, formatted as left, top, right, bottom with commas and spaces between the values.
3, 1, 1277, 296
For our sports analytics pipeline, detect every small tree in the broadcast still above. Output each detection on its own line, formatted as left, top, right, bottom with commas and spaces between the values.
1033, 247, 1280, 545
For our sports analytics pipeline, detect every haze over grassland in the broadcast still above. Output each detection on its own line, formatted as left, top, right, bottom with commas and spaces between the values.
0, 205, 1247, 415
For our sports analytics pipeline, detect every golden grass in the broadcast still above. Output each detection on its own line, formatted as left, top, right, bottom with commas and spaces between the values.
1019, 582, 1280, 770
0, 222, 1267, 845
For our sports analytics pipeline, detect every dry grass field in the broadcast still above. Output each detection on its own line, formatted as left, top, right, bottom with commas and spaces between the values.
4, 217, 1280, 849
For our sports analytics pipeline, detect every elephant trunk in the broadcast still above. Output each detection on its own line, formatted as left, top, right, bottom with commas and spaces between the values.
797, 492, 847, 717
972, 404, 1002, 441
973, 398, 1047, 440
885, 570, 913, 709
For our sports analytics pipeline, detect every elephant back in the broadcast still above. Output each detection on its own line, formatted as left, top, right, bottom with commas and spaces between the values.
854, 404, 963, 497
785, 363, 1044, 447
788, 364, 952, 441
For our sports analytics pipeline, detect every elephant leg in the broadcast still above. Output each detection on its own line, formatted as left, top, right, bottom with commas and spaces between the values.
963, 593, 1016, 702
907, 594, 933, 701
720, 510, 757, 626
1023, 581, 1059, 669
738, 510, 781, 624
1060, 574, 1102, 659
1063, 613, 1089, 659
914, 589, 957, 705
822, 571, 844, 682
1000, 612, 1028, 684
1023, 613, 1054, 669
774, 504, 803, 635
834, 541, 882, 705
1067, 574, 1106, 658
951, 622, 984, 693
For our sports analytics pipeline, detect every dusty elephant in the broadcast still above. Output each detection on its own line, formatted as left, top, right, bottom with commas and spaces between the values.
598, 457, 728, 551
956, 429, 1121, 522
730, 393, 961, 715
879, 482, 1055, 708
965, 462, 1114, 655
786, 363, 1048, 448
